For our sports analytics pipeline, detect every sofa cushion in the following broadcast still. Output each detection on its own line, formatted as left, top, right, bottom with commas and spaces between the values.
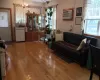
57, 41, 78, 50
63, 32, 97, 46
55, 41, 80, 61
63, 32, 86, 46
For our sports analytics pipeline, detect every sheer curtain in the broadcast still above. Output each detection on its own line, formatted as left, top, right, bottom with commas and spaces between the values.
16, 6, 24, 24
45, 7, 56, 30
52, 7, 56, 29
84, 0, 100, 36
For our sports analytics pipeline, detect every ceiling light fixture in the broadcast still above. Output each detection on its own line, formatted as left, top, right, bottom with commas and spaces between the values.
46, 1, 50, 4
22, 0, 28, 8
22, 3, 28, 8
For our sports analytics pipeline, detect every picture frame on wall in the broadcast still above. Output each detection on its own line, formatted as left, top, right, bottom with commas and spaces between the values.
63, 9, 73, 20
76, 7, 82, 16
75, 17, 82, 25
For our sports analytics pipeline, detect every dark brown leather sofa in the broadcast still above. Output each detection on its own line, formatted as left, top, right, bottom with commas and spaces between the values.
52, 32, 97, 66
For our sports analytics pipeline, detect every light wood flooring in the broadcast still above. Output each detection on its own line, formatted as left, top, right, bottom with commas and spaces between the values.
4, 42, 98, 80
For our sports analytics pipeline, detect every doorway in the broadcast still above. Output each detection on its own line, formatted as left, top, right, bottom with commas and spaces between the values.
0, 8, 12, 41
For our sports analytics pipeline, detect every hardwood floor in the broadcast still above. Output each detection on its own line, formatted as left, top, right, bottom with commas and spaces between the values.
4, 42, 98, 80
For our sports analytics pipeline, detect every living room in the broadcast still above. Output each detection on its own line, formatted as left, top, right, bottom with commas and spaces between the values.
0, 0, 100, 80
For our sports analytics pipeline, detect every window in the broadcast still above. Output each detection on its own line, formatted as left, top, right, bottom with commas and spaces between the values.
45, 7, 56, 29
85, 19, 100, 35
84, 0, 100, 36
0, 12, 9, 27
38, 16, 42, 27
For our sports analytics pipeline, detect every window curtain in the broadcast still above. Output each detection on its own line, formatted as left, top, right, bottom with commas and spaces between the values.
81, 0, 90, 34
52, 7, 56, 29
85, 0, 100, 19
83, 0, 100, 35
16, 6, 25, 24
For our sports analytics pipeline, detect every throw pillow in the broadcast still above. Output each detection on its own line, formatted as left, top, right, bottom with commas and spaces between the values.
77, 38, 87, 51
55, 33, 63, 41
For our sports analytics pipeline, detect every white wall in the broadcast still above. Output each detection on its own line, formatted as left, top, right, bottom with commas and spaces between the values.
45, 0, 84, 34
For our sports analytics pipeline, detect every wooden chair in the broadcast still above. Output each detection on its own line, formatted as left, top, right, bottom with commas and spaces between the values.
89, 45, 100, 80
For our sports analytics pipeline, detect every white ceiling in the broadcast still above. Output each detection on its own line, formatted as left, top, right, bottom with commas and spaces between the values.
32, 0, 51, 3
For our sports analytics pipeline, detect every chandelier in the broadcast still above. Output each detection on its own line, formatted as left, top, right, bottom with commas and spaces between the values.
22, 0, 28, 8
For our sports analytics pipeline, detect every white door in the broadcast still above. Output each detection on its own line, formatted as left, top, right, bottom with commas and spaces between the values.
0, 9, 12, 41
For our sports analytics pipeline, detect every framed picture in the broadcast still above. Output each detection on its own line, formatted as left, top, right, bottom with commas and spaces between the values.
63, 9, 73, 20
76, 7, 82, 16
75, 17, 82, 25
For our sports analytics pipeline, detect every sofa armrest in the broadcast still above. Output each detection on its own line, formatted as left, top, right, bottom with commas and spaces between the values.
79, 45, 89, 66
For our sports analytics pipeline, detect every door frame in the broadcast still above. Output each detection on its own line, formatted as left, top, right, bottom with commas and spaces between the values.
0, 8, 13, 41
